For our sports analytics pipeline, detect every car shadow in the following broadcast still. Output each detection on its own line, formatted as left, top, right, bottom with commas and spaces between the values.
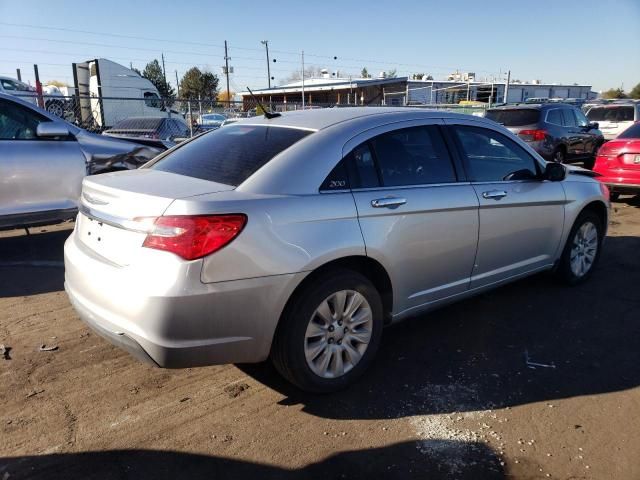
0, 441, 505, 480
240, 235, 640, 420
0, 226, 71, 298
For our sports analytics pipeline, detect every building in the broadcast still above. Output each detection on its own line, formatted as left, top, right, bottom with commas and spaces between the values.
240, 73, 596, 109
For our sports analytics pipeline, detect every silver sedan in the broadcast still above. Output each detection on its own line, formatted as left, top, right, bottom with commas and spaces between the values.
64, 107, 609, 392
0, 93, 164, 229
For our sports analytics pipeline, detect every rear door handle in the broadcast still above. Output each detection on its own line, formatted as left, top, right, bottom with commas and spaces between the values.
482, 190, 508, 200
371, 197, 407, 208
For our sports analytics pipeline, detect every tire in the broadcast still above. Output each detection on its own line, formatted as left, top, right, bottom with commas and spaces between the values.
271, 269, 384, 393
556, 211, 604, 285
582, 144, 599, 170
46, 100, 64, 118
553, 147, 566, 163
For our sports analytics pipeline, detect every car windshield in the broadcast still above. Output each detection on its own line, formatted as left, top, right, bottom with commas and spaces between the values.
485, 109, 540, 126
149, 125, 312, 186
617, 123, 640, 139
110, 118, 165, 130
586, 106, 635, 122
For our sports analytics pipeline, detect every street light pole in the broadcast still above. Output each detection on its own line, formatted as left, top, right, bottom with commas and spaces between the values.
261, 40, 271, 89
301, 50, 305, 109
224, 40, 231, 111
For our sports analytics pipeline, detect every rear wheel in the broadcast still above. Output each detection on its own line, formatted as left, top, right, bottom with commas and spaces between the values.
46, 100, 64, 118
271, 269, 383, 393
553, 147, 566, 163
556, 211, 603, 285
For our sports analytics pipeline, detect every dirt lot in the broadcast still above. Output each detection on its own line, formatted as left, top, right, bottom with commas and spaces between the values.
1, 197, 639, 480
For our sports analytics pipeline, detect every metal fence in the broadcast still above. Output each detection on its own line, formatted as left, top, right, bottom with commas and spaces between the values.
27, 93, 489, 139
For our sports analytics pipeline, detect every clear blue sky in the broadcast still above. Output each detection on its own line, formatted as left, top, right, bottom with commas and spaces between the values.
0, 0, 638, 93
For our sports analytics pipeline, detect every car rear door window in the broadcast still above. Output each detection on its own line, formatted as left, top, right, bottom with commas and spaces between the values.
150, 125, 312, 186
452, 125, 539, 182
369, 126, 456, 186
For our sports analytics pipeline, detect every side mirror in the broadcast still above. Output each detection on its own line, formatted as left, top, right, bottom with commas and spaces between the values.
36, 122, 70, 138
589, 122, 599, 130
544, 162, 566, 182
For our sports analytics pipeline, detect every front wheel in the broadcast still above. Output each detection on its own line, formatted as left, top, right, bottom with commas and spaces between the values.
271, 269, 383, 393
553, 148, 566, 163
556, 211, 603, 285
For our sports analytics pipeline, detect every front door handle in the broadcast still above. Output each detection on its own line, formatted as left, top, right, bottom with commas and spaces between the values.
371, 197, 407, 208
482, 190, 508, 200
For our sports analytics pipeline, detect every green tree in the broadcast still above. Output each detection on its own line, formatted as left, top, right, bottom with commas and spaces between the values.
629, 82, 640, 99
142, 59, 175, 99
179, 67, 219, 101
361, 67, 369, 78
386, 69, 397, 79
602, 88, 627, 99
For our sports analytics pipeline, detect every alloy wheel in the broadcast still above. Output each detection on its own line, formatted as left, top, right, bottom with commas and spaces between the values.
304, 290, 373, 379
569, 221, 598, 278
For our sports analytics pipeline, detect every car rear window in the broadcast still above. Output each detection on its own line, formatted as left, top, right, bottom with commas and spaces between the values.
586, 106, 635, 122
112, 118, 164, 130
618, 123, 640, 139
485, 109, 540, 126
150, 125, 312, 186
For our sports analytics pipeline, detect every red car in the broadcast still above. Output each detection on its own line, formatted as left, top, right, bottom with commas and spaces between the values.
593, 122, 640, 200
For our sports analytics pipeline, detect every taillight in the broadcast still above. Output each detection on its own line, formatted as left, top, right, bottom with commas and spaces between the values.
518, 129, 547, 142
141, 215, 247, 260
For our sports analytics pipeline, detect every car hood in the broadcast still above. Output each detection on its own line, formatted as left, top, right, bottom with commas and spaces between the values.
75, 130, 165, 173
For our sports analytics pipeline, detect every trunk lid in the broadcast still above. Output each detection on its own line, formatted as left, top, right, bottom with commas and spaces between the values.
78, 169, 234, 265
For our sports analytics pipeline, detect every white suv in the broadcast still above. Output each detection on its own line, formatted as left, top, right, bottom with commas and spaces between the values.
584, 101, 640, 140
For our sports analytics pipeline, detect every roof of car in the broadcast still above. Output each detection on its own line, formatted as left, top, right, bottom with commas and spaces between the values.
488, 103, 575, 111
233, 107, 477, 131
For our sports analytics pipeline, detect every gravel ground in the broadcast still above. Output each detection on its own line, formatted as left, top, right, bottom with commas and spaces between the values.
1, 196, 639, 479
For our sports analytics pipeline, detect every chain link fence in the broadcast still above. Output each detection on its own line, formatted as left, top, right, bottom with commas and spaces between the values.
31, 93, 488, 140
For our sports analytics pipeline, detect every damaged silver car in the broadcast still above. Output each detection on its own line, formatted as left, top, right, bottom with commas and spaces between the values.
0, 93, 165, 229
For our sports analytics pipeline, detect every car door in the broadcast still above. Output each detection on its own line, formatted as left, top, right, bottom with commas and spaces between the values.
445, 120, 566, 289
0, 98, 86, 223
572, 107, 597, 157
345, 121, 479, 316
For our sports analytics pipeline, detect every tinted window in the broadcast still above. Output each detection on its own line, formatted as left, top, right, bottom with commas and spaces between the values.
562, 109, 577, 127
618, 123, 640, 139
0, 99, 49, 140
586, 106, 635, 122
546, 109, 563, 125
320, 161, 350, 191
151, 125, 311, 186
370, 126, 456, 186
345, 143, 379, 189
453, 125, 539, 182
144, 92, 160, 108
485, 109, 540, 126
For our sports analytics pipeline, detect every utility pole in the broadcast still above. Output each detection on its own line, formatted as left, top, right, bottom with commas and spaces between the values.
301, 50, 305, 109
261, 40, 271, 89
175, 70, 180, 97
161, 53, 167, 84
503, 70, 511, 104
224, 40, 231, 110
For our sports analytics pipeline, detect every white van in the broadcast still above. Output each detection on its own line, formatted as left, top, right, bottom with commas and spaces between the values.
73, 58, 180, 129
584, 101, 640, 140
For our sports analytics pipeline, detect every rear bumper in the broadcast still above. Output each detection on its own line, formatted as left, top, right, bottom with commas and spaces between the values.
601, 182, 640, 194
64, 228, 305, 368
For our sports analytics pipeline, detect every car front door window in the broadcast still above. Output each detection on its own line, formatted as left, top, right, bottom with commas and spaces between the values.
0, 99, 47, 140
452, 125, 539, 181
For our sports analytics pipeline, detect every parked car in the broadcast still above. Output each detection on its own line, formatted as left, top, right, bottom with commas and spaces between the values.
103, 116, 190, 144
584, 101, 640, 141
198, 113, 226, 131
64, 108, 609, 392
220, 117, 239, 127
593, 122, 640, 200
486, 103, 603, 169
0, 93, 164, 230
0, 76, 37, 103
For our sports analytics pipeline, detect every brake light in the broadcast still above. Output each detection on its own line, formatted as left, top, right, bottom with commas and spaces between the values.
141, 215, 247, 260
518, 129, 547, 142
